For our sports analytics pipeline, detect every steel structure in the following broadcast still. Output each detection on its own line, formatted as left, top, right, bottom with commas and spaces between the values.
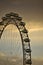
0, 12, 32, 65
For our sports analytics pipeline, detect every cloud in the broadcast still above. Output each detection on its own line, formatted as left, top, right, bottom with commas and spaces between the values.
0, 56, 43, 65
0, 52, 6, 57
32, 58, 43, 65
29, 29, 43, 40
26, 21, 43, 31
11, 58, 16, 62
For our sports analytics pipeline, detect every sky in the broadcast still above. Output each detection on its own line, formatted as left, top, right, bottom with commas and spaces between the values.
0, 0, 43, 65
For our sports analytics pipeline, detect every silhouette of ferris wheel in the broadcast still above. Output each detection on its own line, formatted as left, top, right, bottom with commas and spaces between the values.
0, 12, 32, 65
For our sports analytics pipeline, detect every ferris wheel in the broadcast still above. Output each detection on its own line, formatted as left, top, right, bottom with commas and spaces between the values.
0, 12, 32, 65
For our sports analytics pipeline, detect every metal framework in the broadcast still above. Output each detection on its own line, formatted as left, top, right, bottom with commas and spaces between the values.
0, 12, 32, 65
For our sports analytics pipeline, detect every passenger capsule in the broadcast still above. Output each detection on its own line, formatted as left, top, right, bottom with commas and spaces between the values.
24, 38, 30, 42
10, 12, 19, 17
2, 17, 7, 21
25, 49, 31, 52
17, 17, 22, 21
19, 22, 25, 26
21, 29, 28, 33
26, 59, 32, 64
0, 22, 4, 25
5, 14, 11, 17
